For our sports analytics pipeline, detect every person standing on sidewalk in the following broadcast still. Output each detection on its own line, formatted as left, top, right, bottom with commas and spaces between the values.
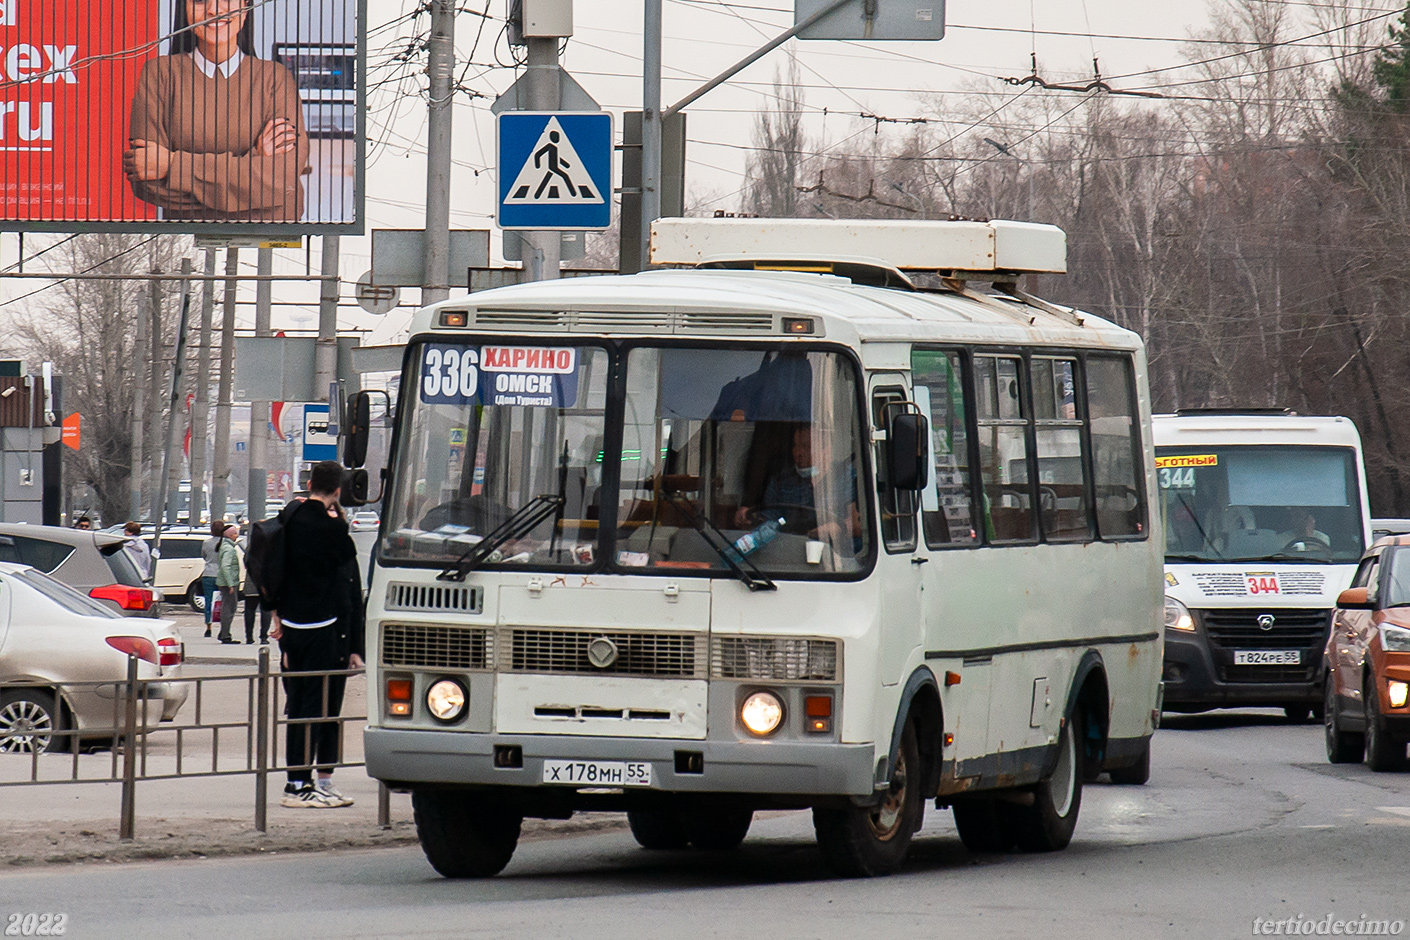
272, 461, 361, 809
242, 554, 272, 645
200, 520, 223, 638
122, 522, 153, 581
214, 525, 241, 645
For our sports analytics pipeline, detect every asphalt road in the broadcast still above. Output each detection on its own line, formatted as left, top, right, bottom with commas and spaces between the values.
2, 710, 1407, 940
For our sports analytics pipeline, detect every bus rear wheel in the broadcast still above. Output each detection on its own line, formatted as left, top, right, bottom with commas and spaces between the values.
812, 720, 922, 877
952, 798, 1016, 853
1008, 712, 1083, 852
627, 808, 689, 850
412, 789, 522, 878
1107, 738, 1151, 785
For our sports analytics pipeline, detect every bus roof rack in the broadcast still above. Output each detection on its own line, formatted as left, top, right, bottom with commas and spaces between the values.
1172, 407, 1295, 416
650, 218, 1067, 277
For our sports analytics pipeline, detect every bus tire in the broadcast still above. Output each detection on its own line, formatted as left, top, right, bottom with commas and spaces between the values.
1008, 711, 1083, 852
952, 798, 1016, 853
812, 719, 922, 877
411, 789, 522, 878
682, 806, 753, 851
627, 808, 689, 850
1107, 739, 1151, 785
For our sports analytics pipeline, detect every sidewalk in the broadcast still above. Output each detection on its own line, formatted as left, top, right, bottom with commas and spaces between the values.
3, 608, 627, 867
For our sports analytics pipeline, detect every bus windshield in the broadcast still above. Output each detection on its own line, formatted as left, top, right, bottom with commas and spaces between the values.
1157, 445, 1364, 564
381, 341, 873, 577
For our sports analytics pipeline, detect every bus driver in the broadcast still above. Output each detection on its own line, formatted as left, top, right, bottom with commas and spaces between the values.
736, 424, 861, 549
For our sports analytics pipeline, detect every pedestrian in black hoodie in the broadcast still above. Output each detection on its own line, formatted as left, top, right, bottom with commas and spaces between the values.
271, 460, 362, 809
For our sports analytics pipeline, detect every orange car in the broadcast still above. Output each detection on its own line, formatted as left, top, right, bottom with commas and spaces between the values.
1324, 535, 1410, 770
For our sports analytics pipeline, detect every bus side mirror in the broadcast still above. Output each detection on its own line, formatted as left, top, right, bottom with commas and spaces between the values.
887, 413, 929, 491
340, 468, 370, 507
344, 391, 373, 469
1337, 587, 1373, 610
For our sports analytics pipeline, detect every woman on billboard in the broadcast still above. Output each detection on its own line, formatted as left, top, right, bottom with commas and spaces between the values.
123, 0, 309, 222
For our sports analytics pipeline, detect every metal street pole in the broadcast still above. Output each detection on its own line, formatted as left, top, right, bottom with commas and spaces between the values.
129, 282, 148, 520
189, 248, 216, 527
247, 248, 273, 524
640, 0, 662, 273
525, 36, 562, 282
423, 0, 455, 306
145, 276, 164, 516
314, 235, 340, 404
210, 248, 238, 522
154, 259, 194, 547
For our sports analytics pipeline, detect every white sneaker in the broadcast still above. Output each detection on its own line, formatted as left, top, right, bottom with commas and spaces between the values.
280, 783, 343, 809
315, 779, 354, 807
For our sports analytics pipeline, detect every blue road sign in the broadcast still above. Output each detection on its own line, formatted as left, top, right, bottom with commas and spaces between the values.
498, 112, 612, 230
302, 404, 338, 462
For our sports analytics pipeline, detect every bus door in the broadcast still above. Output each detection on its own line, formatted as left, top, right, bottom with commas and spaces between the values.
871, 378, 925, 688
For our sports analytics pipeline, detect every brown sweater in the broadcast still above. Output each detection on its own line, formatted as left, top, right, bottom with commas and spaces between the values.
127, 54, 309, 222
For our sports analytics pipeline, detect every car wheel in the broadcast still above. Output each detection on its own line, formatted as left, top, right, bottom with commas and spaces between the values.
627, 808, 689, 850
952, 798, 1017, 853
1324, 679, 1364, 765
187, 582, 205, 614
1108, 738, 1152, 785
813, 719, 923, 877
1364, 679, 1407, 772
0, 689, 64, 755
681, 805, 753, 851
411, 789, 522, 878
1007, 710, 1084, 852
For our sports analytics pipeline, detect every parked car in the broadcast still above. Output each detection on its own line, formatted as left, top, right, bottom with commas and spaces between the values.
0, 524, 163, 618
139, 528, 244, 614
0, 562, 188, 753
1324, 535, 1410, 770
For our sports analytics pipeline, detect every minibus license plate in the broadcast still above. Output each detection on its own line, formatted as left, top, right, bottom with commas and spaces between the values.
541, 760, 652, 787
1233, 650, 1300, 666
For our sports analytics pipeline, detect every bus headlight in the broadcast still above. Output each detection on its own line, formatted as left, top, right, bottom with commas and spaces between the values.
426, 679, 467, 722
740, 691, 784, 736
1165, 597, 1195, 632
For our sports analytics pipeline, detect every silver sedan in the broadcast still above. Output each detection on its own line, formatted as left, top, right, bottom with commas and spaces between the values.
0, 562, 188, 753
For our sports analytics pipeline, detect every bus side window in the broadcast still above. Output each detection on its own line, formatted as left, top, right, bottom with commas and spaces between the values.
975, 355, 1036, 542
872, 386, 918, 553
911, 349, 977, 547
1032, 357, 1092, 542
1086, 355, 1148, 539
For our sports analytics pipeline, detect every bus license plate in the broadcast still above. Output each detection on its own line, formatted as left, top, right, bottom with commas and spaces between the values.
541, 760, 653, 787
1233, 650, 1301, 666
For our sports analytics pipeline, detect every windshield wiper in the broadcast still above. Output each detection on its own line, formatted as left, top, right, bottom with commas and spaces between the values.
660, 490, 776, 592
436, 494, 566, 582
1165, 553, 1220, 563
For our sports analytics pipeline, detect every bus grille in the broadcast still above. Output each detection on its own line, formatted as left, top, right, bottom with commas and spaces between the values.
384, 582, 483, 614
711, 637, 839, 682
382, 624, 492, 670
1201, 609, 1331, 650
504, 629, 705, 678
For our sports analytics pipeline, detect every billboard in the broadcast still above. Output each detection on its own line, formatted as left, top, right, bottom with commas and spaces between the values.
0, 0, 364, 234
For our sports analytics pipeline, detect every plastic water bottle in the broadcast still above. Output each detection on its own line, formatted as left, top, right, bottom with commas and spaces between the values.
731, 518, 783, 562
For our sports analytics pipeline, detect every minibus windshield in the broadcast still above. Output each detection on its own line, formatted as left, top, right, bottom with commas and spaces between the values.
1157, 445, 1364, 564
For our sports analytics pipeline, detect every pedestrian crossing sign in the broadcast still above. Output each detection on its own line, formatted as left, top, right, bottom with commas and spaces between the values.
497, 112, 613, 230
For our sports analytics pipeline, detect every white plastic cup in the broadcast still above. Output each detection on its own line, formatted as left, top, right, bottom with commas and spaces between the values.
805, 540, 826, 565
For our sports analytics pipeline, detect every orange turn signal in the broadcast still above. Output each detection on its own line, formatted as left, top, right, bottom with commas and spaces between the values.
945, 671, 961, 687
805, 695, 832, 718
386, 679, 413, 701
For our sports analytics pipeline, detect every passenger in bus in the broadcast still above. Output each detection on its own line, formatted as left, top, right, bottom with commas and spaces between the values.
736, 425, 861, 549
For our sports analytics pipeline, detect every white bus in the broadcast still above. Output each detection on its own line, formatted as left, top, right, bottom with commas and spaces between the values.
349, 218, 1164, 878
1153, 411, 1371, 719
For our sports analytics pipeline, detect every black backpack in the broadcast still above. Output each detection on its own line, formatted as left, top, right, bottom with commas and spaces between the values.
245, 503, 294, 607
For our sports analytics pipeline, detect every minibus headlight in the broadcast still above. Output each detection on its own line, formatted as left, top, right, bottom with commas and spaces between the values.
1165, 597, 1195, 633
740, 691, 784, 736
1379, 624, 1410, 653
1389, 680, 1409, 710
426, 679, 467, 722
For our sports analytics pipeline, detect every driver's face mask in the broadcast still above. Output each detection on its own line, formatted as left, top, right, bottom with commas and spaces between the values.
797, 465, 819, 479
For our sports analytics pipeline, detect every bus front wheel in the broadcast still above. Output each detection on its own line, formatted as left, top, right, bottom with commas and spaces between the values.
812, 719, 922, 877
412, 789, 522, 878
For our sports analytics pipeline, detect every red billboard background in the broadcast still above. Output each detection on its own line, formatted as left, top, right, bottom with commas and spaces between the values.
0, 0, 160, 223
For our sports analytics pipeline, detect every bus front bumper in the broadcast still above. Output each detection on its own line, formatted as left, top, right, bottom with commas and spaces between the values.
364, 726, 878, 797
